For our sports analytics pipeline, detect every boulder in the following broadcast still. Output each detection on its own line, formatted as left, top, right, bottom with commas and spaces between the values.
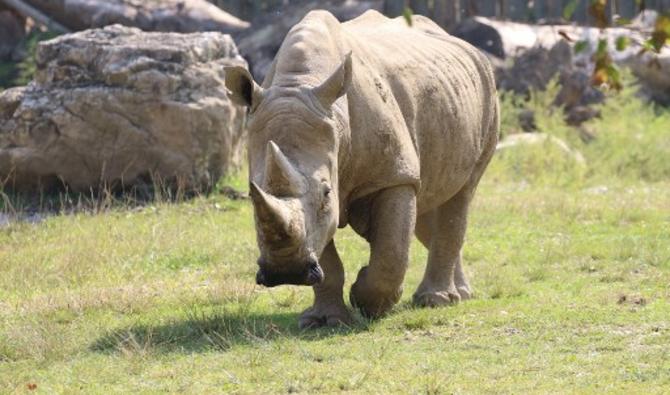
17, 0, 249, 33
0, 25, 247, 193
624, 49, 670, 106
450, 18, 505, 59
496, 133, 586, 166
496, 40, 574, 95
462, 15, 670, 105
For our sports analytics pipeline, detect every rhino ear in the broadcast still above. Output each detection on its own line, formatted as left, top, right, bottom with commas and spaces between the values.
312, 51, 352, 109
224, 65, 263, 108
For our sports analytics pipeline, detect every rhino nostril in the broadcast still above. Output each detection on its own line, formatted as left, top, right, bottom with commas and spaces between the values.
306, 261, 324, 285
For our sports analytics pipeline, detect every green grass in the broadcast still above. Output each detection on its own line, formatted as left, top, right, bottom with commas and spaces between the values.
1, 178, 668, 393
1, 80, 669, 393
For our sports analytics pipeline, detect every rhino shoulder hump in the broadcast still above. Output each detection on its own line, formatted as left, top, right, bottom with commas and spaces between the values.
302, 9, 340, 26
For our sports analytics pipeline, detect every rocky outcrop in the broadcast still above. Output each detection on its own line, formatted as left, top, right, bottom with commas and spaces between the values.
493, 39, 604, 126
0, 25, 247, 193
625, 49, 670, 105
450, 18, 505, 59
496, 133, 586, 166
456, 15, 670, 106
15, 0, 249, 33
495, 40, 573, 95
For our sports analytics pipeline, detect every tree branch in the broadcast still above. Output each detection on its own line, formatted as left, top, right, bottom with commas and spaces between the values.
0, 0, 70, 34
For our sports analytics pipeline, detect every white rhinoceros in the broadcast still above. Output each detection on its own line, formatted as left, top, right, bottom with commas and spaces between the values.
225, 9, 499, 328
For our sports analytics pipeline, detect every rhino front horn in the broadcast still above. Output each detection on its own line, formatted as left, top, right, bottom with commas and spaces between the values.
249, 181, 294, 242
264, 141, 306, 196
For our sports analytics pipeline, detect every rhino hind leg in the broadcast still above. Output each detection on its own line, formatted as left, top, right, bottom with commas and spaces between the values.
413, 183, 475, 307
350, 185, 417, 318
413, 118, 497, 307
299, 241, 353, 329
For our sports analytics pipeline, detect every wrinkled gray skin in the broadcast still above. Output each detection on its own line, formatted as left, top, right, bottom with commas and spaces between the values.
225, 10, 499, 328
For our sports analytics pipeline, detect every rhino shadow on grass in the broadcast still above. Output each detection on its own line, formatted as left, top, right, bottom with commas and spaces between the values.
90, 309, 370, 354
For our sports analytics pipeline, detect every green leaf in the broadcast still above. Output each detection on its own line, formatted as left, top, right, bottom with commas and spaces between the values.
403, 7, 413, 26
615, 36, 630, 51
574, 40, 589, 54
563, 0, 578, 20
614, 17, 631, 26
657, 14, 670, 36
596, 38, 608, 55
649, 32, 667, 52
606, 64, 622, 90
641, 39, 656, 52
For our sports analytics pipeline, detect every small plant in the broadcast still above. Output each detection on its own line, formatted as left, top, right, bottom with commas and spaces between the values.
0, 29, 59, 90
564, 0, 670, 91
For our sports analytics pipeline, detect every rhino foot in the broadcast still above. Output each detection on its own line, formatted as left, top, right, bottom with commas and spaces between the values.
456, 284, 472, 300
299, 304, 353, 329
412, 288, 461, 307
350, 266, 402, 319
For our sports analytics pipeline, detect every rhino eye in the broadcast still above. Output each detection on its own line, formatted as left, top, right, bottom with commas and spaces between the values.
323, 185, 331, 198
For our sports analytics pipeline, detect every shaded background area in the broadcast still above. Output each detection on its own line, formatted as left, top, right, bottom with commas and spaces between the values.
2, 0, 669, 88
215, 0, 670, 26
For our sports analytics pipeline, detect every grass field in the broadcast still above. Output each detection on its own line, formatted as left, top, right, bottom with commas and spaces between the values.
1, 83, 669, 393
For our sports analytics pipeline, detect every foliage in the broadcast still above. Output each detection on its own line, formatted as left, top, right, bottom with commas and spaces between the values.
495, 72, 670, 185
569, 1, 670, 92
0, 30, 58, 91
584, 81, 670, 182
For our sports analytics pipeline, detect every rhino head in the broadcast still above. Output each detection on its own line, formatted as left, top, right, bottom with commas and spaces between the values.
224, 54, 352, 287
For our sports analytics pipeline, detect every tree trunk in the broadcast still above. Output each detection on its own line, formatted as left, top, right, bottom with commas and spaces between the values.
384, 0, 405, 17
409, 0, 429, 16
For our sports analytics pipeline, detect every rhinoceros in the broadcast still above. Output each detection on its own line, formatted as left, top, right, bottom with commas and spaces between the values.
224, 10, 499, 328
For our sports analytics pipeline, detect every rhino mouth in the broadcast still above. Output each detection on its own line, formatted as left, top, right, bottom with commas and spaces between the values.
255, 260, 324, 287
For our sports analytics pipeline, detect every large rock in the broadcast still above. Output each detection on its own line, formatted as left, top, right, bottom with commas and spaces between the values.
450, 18, 505, 59
496, 133, 586, 166
19, 0, 249, 33
462, 15, 670, 105
496, 40, 573, 95
625, 49, 670, 105
0, 25, 247, 193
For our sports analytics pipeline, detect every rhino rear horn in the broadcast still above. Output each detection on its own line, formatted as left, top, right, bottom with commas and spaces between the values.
312, 51, 352, 109
249, 181, 294, 241
264, 141, 306, 196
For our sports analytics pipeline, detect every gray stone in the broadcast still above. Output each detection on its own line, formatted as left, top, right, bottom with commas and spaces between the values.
0, 25, 247, 193
496, 133, 586, 166
450, 18, 506, 59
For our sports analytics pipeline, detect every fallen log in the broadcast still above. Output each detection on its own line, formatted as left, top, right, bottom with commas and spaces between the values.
0, 0, 70, 33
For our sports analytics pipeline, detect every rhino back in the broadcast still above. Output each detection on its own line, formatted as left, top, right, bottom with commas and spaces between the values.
340, 11, 498, 213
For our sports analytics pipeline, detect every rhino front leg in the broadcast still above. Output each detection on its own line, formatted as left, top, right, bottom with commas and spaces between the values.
299, 240, 353, 329
350, 185, 416, 318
